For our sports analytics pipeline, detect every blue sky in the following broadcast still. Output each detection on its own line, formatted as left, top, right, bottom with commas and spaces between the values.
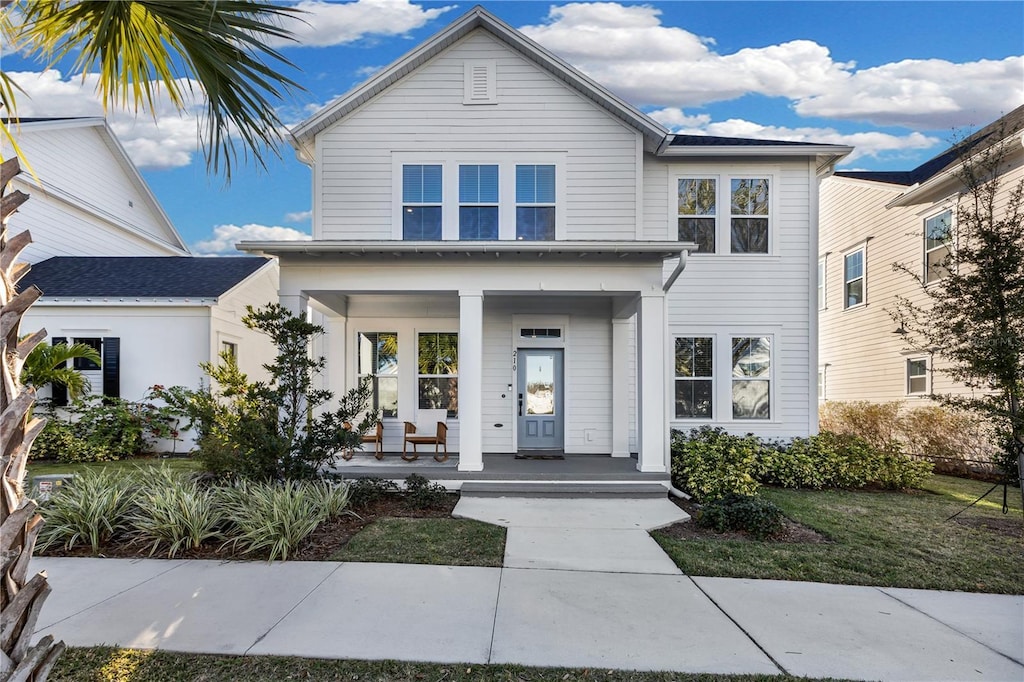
4, 1, 1023, 253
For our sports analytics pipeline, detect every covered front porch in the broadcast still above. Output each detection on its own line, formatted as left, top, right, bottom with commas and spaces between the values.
244, 240, 687, 478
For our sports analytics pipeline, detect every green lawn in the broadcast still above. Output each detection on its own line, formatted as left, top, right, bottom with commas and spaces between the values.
332, 517, 506, 566
26, 457, 200, 480
51, 647, 840, 682
653, 474, 1023, 594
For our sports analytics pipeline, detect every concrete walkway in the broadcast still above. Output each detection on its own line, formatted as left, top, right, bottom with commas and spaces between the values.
30, 498, 1024, 681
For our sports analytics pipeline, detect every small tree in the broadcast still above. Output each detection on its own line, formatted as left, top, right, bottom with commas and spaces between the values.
892, 119, 1024, 500
158, 303, 377, 480
21, 340, 101, 400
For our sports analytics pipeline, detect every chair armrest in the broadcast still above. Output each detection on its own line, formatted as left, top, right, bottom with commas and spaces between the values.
436, 422, 448, 441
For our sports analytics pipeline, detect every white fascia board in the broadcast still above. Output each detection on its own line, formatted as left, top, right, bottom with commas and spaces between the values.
34, 298, 216, 307
829, 175, 909, 191
238, 239, 692, 259
216, 258, 277, 300
659, 145, 854, 159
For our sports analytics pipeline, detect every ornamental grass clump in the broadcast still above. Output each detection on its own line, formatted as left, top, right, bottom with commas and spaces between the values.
37, 469, 138, 555
130, 473, 224, 558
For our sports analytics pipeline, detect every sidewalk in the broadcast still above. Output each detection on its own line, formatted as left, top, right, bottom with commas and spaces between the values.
31, 498, 1024, 681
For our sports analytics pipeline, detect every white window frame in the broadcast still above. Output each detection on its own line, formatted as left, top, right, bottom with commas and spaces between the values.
400, 163, 443, 240
670, 168, 778, 255
416, 330, 459, 417
818, 256, 827, 310
458, 164, 500, 240
906, 357, 930, 396
817, 364, 828, 402
356, 331, 400, 419
673, 335, 715, 420
392, 152, 566, 240
843, 244, 867, 310
924, 208, 953, 285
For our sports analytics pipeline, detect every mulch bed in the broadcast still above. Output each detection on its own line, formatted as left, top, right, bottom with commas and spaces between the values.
952, 515, 1023, 539
37, 494, 460, 562
658, 497, 830, 544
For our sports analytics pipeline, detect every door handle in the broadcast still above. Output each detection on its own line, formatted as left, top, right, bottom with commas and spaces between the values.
518, 393, 523, 417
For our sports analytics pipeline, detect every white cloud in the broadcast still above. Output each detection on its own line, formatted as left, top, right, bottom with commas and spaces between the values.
521, 2, 1024, 129
272, 0, 455, 48
9, 69, 204, 170
193, 223, 311, 255
284, 209, 313, 222
651, 109, 941, 163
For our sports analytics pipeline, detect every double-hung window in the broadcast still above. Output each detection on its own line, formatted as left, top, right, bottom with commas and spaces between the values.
674, 337, 714, 418
357, 332, 399, 418
459, 165, 499, 240
402, 165, 442, 239
730, 179, 770, 253
515, 165, 556, 240
731, 336, 771, 419
677, 178, 717, 253
418, 332, 458, 416
818, 257, 827, 310
844, 248, 865, 308
907, 358, 929, 395
924, 210, 952, 284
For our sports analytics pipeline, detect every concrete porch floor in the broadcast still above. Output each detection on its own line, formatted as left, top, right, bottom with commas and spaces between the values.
327, 452, 669, 484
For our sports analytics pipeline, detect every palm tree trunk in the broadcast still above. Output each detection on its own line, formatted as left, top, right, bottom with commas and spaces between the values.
1, 158, 65, 681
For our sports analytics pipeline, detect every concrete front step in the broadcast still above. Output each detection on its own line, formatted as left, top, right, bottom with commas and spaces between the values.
460, 482, 668, 499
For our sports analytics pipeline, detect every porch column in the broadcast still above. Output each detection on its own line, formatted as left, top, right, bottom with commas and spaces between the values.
458, 291, 484, 472
636, 291, 668, 473
279, 292, 308, 318
325, 316, 347, 410
611, 317, 632, 457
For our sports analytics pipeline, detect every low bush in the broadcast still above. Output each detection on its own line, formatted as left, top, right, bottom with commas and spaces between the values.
30, 417, 96, 462
697, 493, 784, 540
130, 474, 224, 558
38, 469, 138, 554
346, 477, 399, 508
899, 406, 1000, 475
670, 427, 763, 501
221, 480, 338, 561
819, 400, 902, 451
403, 474, 449, 509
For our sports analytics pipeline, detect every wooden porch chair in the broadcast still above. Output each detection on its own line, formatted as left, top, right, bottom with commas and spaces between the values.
341, 420, 384, 460
402, 409, 448, 462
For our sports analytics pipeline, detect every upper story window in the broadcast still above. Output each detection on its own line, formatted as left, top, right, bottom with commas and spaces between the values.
459, 165, 499, 240
402, 165, 442, 240
677, 178, 716, 253
844, 248, 865, 308
818, 257, 827, 310
730, 179, 770, 253
515, 165, 556, 240
925, 210, 952, 284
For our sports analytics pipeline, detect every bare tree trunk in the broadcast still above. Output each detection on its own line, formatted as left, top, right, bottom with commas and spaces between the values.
1, 158, 64, 681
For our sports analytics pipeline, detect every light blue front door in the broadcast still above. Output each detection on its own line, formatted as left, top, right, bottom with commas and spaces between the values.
517, 349, 564, 450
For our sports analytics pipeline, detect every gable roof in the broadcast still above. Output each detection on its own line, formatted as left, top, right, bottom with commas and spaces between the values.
22, 256, 271, 299
6, 117, 190, 254
289, 5, 669, 154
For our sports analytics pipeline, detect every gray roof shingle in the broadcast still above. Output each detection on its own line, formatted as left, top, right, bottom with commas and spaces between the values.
22, 256, 271, 299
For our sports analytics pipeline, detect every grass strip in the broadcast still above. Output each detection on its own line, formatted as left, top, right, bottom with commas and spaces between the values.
332, 517, 506, 566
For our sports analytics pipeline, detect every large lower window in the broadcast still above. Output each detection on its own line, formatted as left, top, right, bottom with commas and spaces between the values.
677, 178, 717, 253
907, 358, 929, 395
731, 337, 771, 419
515, 164, 555, 240
459, 164, 499, 240
730, 178, 769, 253
403, 164, 442, 239
675, 337, 713, 418
925, 210, 951, 284
357, 332, 399, 418
418, 332, 458, 416
844, 248, 864, 308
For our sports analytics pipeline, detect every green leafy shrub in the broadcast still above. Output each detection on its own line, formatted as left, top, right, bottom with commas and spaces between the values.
346, 477, 399, 509
30, 417, 95, 462
130, 471, 224, 558
670, 427, 763, 501
38, 469, 138, 554
697, 493, 784, 540
403, 474, 449, 509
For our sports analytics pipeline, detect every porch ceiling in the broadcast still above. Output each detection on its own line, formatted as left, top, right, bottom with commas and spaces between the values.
240, 240, 691, 263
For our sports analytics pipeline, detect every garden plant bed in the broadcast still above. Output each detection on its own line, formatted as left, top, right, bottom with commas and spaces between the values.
662, 498, 828, 544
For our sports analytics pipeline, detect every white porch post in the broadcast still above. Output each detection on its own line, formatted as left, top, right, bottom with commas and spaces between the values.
279, 293, 309, 318
636, 291, 668, 473
325, 316, 347, 409
458, 291, 484, 472
611, 317, 632, 458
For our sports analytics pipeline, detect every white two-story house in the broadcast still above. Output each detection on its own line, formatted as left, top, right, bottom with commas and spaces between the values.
242, 7, 850, 475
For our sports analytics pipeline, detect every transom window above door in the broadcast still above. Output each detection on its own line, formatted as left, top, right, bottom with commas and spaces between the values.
395, 155, 563, 241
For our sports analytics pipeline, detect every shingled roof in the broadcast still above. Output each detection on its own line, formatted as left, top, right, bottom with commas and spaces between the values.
668, 135, 823, 147
22, 257, 271, 299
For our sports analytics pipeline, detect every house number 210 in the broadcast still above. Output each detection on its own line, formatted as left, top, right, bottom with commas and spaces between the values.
511, 350, 517, 371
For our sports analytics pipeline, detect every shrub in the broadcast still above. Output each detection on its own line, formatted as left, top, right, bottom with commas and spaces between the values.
899, 406, 999, 475
220, 480, 329, 561
130, 471, 224, 558
697, 493, 784, 540
38, 469, 138, 554
306, 479, 353, 519
346, 477, 399, 509
30, 417, 96, 463
403, 473, 449, 509
670, 427, 763, 501
820, 401, 902, 451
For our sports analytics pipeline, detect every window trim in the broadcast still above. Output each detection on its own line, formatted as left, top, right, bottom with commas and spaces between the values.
458, 164, 500, 240
923, 208, 953, 285
818, 256, 827, 310
843, 244, 867, 310
400, 163, 444, 240
392, 153, 565, 241
674, 335, 715, 420
416, 330, 459, 417
670, 168, 778, 255
906, 356, 930, 396
356, 331, 400, 419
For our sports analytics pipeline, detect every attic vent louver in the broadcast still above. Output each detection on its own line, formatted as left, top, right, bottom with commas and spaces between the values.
464, 60, 496, 105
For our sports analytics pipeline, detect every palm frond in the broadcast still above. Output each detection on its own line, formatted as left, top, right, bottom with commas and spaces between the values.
21, 341, 101, 398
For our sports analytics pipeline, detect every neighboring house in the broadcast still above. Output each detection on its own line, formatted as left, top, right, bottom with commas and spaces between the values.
242, 7, 851, 474
8, 117, 280, 445
818, 106, 1024, 404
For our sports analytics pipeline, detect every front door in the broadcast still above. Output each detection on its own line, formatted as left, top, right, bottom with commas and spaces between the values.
517, 349, 564, 450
